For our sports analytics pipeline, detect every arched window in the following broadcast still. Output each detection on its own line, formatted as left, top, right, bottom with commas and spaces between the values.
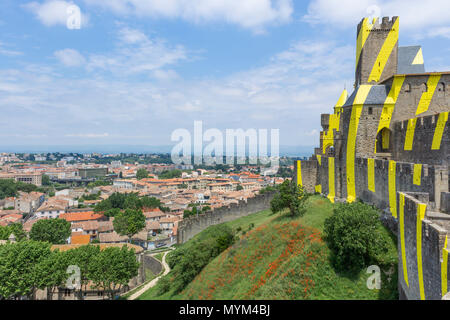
376, 128, 392, 153
438, 82, 445, 92
422, 83, 428, 92
404, 83, 411, 92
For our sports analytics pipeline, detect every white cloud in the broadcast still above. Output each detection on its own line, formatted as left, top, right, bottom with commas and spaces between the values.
54, 49, 86, 67
24, 0, 88, 28
0, 30, 353, 146
65, 133, 109, 138
427, 27, 450, 39
303, 0, 450, 39
83, 0, 293, 32
86, 27, 188, 76
0, 42, 23, 57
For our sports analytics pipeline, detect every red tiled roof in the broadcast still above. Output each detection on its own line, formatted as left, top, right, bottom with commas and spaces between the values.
59, 211, 105, 222
71, 234, 91, 245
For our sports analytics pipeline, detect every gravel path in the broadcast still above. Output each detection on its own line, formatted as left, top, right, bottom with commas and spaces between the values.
128, 250, 172, 300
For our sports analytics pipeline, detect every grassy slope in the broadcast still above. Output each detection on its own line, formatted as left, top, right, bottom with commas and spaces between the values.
139, 196, 398, 300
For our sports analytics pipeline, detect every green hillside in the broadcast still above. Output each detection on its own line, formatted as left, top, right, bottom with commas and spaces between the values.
139, 196, 398, 300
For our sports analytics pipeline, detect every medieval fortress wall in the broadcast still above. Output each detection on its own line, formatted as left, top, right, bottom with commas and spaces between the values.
296, 17, 450, 300
177, 192, 275, 244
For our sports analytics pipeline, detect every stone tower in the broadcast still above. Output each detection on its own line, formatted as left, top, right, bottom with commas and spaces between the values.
355, 16, 399, 86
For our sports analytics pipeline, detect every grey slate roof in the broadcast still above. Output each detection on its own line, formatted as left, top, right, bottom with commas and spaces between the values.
398, 46, 425, 74
343, 85, 389, 107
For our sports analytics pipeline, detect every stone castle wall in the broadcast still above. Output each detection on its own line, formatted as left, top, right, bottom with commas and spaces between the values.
384, 74, 450, 124
397, 193, 449, 300
307, 156, 448, 210
177, 191, 275, 244
392, 112, 449, 165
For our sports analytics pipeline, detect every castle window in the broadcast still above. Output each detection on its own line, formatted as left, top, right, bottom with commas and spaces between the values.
368, 107, 373, 115
376, 128, 391, 153
438, 82, 445, 92
422, 83, 428, 92
405, 83, 411, 92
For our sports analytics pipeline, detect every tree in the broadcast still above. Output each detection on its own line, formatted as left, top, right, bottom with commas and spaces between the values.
36, 250, 71, 300
136, 168, 149, 180
158, 169, 182, 179
67, 245, 101, 299
42, 175, 51, 186
236, 185, 244, 191
30, 219, 71, 244
88, 246, 140, 299
0, 241, 52, 299
94, 192, 163, 213
324, 202, 390, 272
113, 209, 146, 242
104, 208, 121, 218
270, 179, 310, 217
141, 196, 161, 209
0, 223, 26, 241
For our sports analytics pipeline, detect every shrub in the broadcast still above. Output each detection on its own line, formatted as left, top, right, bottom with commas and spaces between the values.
270, 179, 310, 217
156, 276, 171, 295
324, 202, 389, 272
162, 224, 235, 294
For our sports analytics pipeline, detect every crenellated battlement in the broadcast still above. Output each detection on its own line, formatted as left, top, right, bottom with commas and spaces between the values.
357, 16, 399, 33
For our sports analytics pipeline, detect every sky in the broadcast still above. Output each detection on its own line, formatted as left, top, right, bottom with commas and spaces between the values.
0, 0, 449, 151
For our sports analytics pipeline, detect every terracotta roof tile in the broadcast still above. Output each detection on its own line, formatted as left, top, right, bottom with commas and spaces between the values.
71, 234, 91, 245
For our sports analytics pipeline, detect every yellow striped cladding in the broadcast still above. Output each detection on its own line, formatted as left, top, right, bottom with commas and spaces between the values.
368, 158, 375, 193
431, 112, 449, 150
413, 164, 422, 186
417, 203, 427, 300
388, 160, 397, 218
346, 85, 372, 203
296, 160, 302, 187
442, 236, 448, 298
375, 75, 405, 152
399, 193, 409, 287
368, 18, 399, 83
322, 90, 347, 154
404, 118, 417, 151
416, 74, 442, 115
356, 18, 374, 71
328, 157, 335, 203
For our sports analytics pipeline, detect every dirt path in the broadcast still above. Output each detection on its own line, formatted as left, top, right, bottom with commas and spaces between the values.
128, 250, 172, 300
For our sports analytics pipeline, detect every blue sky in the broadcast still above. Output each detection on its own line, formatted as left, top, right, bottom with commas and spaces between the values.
0, 0, 449, 149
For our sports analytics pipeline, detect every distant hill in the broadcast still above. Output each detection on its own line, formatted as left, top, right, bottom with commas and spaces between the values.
0, 145, 314, 157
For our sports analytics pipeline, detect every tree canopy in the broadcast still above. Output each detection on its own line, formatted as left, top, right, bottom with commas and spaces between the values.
136, 168, 149, 180
88, 246, 139, 299
29, 219, 71, 244
0, 240, 52, 299
0, 179, 38, 200
0, 223, 27, 241
270, 179, 310, 217
0, 242, 140, 300
94, 192, 162, 214
113, 209, 146, 240
158, 169, 182, 179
